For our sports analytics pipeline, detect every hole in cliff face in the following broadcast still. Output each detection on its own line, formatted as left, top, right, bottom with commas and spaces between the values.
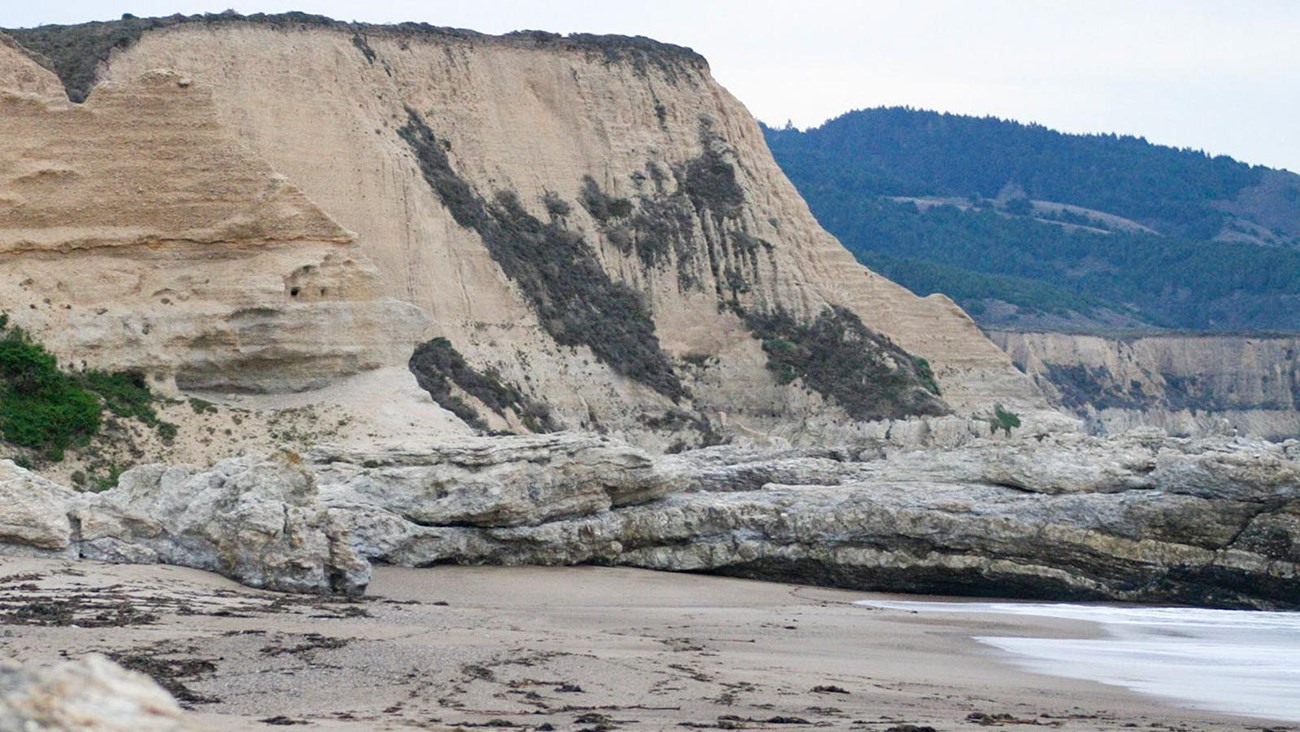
289, 287, 300, 298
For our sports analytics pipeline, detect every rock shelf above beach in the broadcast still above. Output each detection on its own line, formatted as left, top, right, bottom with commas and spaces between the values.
2, 430, 1298, 608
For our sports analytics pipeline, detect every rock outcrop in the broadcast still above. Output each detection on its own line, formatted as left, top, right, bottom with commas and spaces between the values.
2, 431, 1297, 607
0, 460, 77, 556
0, 654, 203, 732
0, 50, 427, 395
994, 331, 1300, 439
0, 454, 369, 594
322, 431, 1300, 609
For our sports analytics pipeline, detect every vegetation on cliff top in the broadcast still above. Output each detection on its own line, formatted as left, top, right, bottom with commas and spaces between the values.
5, 11, 703, 103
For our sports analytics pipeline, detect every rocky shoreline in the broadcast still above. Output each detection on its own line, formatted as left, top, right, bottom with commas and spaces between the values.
4, 428, 1297, 609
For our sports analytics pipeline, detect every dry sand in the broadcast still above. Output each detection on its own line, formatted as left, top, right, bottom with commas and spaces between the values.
0, 557, 1283, 731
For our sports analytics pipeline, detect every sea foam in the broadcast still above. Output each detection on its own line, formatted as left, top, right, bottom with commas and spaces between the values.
859, 600, 1300, 723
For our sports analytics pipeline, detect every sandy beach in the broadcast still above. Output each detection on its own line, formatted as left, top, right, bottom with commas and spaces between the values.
0, 557, 1286, 731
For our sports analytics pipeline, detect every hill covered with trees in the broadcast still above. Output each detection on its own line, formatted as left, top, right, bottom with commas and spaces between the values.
764, 108, 1300, 332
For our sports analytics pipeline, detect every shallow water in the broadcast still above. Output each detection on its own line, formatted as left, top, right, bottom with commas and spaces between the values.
860, 600, 1300, 723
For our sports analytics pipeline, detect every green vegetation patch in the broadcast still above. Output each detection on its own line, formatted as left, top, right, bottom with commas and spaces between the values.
398, 108, 685, 401
763, 109, 1300, 332
0, 315, 172, 461
821, 198, 1300, 331
764, 107, 1264, 240
738, 305, 949, 421
990, 404, 1021, 436
0, 320, 101, 460
1043, 364, 1146, 411
409, 337, 558, 433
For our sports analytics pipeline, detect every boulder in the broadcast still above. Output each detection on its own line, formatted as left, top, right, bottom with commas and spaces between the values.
77, 452, 369, 595
0, 460, 77, 556
0, 654, 204, 731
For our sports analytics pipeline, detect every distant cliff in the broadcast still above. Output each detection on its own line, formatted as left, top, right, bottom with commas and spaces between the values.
0, 14, 1045, 455
993, 331, 1300, 440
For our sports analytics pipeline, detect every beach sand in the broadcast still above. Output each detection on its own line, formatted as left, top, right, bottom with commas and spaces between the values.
0, 557, 1284, 730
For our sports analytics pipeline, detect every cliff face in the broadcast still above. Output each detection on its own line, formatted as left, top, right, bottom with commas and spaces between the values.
2, 18, 1044, 446
0, 36, 425, 394
994, 331, 1300, 439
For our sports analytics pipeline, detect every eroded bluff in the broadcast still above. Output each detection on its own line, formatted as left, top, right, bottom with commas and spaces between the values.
995, 331, 1300, 440
3, 431, 1297, 609
1, 15, 1045, 450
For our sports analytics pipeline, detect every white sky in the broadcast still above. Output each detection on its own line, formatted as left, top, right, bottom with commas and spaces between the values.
3, 1, 1297, 173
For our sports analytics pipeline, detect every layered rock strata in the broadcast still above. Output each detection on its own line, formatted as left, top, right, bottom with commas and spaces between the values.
0, 36, 424, 394
5, 431, 1296, 609
326, 430, 1300, 608
995, 331, 1300, 439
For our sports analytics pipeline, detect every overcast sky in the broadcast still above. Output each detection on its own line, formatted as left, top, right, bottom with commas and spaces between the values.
3, 1, 1297, 173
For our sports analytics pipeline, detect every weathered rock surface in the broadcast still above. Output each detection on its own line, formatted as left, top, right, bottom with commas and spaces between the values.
994, 330, 1300, 440
0, 453, 369, 594
0, 654, 204, 732
0, 58, 427, 395
324, 431, 1300, 609
313, 433, 682, 529
2, 431, 1295, 608
78, 452, 370, 595
0, 459, 77, 556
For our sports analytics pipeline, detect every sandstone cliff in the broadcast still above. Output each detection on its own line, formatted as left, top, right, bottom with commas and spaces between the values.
994, 331, 1300, 440
0, 33, 426, 396
1, 16, 1045, 452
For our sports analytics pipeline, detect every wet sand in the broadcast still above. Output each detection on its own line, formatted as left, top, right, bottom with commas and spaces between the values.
0, 557, 1286, 730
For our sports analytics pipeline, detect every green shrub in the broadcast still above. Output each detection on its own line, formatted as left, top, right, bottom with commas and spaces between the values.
0, 317, 163, 461
409, 337, 559, 433
912, 357, 941, 395
188, 397, 218, 414
740, 306, 950, 421
579, 176, 634, 222
0, 324, 101, 460
991, 404, 1021, 435
157, 422, 179, 444
78, 369, 157, 424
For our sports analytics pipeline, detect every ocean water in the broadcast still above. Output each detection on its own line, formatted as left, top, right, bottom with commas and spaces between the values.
859, 599, 1300, 723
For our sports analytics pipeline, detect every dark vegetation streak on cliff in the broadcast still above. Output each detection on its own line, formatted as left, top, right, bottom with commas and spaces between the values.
397, 108, 688, 402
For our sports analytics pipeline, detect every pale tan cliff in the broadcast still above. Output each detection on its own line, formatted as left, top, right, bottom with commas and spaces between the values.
3, 19, 1045, 453
0, 45, 426, 394
993, 331, 1300, 439
0, 33, 63, 98
102, 23, 1042, 427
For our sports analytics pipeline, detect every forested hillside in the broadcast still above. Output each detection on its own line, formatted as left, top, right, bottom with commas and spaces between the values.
764, 108, 1300, 332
